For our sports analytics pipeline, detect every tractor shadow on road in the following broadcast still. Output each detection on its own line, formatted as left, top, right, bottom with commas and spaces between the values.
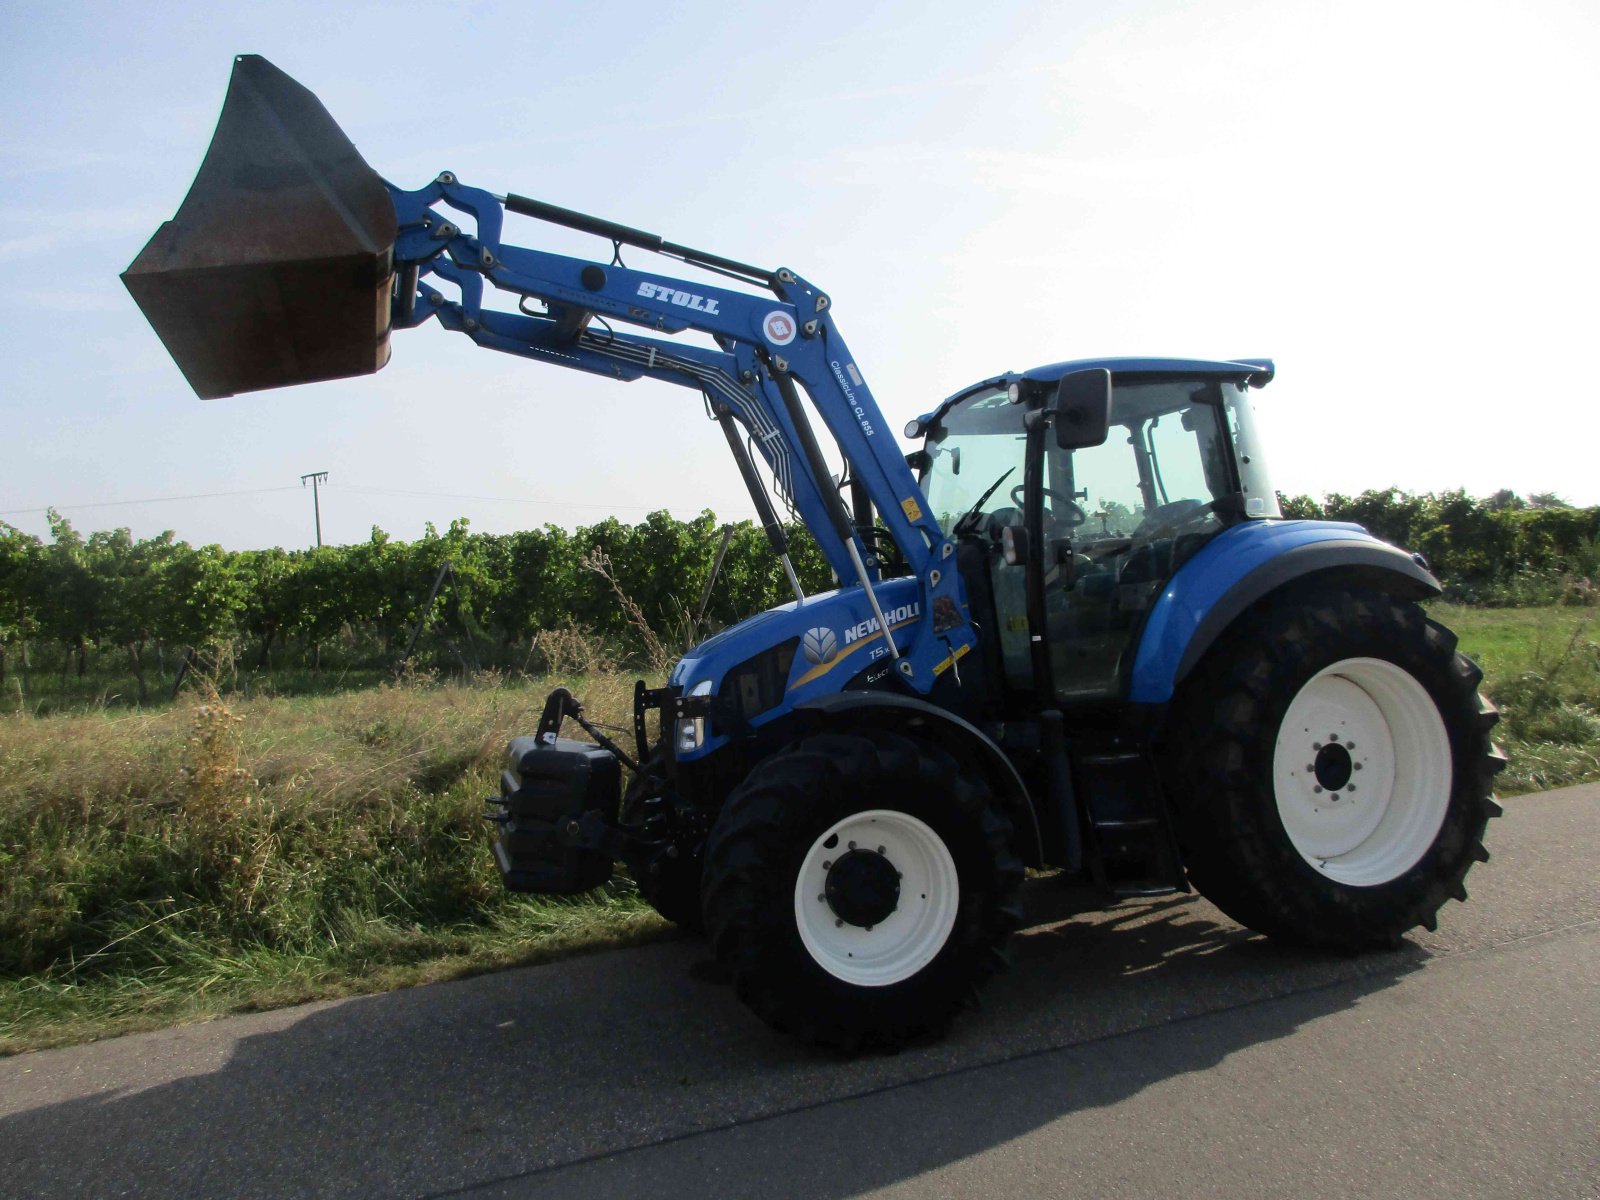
0, 884, 1428, 1199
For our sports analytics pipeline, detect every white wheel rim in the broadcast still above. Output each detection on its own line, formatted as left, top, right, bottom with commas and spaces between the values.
1272, 656, 1452, 886
793, 809, 959, 987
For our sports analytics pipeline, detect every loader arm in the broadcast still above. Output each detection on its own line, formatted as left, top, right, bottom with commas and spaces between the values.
385, 171, 970, 682
121, 55, 972, 688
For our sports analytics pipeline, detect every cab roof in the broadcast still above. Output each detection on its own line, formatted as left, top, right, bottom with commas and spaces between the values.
1016, 356, 1273, 387
915, 356, 1275, 432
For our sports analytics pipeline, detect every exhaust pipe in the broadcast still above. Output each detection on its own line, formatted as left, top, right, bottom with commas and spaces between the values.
121, 55, 397, 400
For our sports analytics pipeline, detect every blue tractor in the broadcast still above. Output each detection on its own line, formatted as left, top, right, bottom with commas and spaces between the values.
125, 57, 1505, 1049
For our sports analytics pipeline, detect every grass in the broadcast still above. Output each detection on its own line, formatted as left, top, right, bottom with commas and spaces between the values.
2, 606, 1596, 1056
1, 906, 669, 1055
0, 670, 670, 1055
1430, 603, 1600, 793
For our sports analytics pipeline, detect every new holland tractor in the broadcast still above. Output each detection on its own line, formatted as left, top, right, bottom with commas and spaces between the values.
125, 56, 1505, 1049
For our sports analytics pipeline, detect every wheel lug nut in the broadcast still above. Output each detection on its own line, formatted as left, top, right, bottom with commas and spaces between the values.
876, 845, 886, 855
835, 918, 844, 927
1313, 785, 1323, 794
1313, 742, 1322, 750
848, 841, 857, 850
822, 860, 831, 870
1354, 762, 1363, 771
1306, 764, 1315, 773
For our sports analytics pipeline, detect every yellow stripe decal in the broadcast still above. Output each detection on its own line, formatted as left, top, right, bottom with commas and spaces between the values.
932, 643, 972, 676
786, 617, 921, 690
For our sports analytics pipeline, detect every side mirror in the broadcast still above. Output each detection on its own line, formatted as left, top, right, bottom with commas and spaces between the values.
1051, 368, 1112, 450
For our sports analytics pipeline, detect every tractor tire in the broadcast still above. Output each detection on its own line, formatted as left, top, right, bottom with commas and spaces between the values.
702, 730, 1024, 1050
620, 748, 704, 934
1164, 586, 1505, 950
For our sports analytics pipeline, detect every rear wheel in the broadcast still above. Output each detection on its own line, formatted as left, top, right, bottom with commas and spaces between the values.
702, 730, 1024, 1050
1165, 587, 1505, 949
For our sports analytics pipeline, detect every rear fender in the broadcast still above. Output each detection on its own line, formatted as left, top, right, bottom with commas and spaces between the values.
796, 693, 1044, 866
1129, 520, 1440, 704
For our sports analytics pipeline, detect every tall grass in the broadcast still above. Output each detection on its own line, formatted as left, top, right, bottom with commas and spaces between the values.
0, 669, 662, 1052
2, 607, 1596, 1054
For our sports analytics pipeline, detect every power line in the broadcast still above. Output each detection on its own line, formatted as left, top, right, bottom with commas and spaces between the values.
1, 483, 741, 519
0, 485, 304, 516
329, 484, 705, 512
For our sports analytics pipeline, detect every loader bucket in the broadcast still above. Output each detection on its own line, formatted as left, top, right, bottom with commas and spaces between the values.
121, 55, 397, 400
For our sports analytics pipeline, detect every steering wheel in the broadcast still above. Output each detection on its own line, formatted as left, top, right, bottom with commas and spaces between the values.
1135, 498, 1217, 540
1009, 484, 1087, 528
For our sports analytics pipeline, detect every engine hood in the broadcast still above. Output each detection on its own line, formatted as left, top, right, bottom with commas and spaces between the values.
670, 576, 933, 757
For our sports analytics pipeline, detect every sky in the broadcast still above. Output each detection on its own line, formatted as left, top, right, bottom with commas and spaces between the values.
2, 0, 1597, 551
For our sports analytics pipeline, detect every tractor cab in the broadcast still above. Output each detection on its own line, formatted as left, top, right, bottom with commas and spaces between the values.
917, 358, 1279, 709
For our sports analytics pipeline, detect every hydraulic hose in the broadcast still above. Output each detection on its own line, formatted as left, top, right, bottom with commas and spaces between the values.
772, 369, 902, 664
713, 405, 804, 603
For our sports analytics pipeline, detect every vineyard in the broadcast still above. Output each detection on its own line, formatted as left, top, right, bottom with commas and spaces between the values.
0, 488, 1596, 711
0, 509, 834, 709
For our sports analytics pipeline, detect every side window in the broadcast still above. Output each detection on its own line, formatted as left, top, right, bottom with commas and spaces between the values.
1049, 403, 1229, 537
1222, 382, 1282, 518
1143, 409, 1229, 527
1056, 429, 1143, 536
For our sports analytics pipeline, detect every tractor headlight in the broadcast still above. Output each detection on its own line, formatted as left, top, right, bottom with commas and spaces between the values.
675, 679, 714, 754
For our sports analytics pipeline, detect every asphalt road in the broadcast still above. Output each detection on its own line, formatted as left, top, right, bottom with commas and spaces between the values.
3, 784, 1597, 1199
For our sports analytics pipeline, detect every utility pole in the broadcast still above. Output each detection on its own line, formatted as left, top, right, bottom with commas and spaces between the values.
300, 471, 329, 547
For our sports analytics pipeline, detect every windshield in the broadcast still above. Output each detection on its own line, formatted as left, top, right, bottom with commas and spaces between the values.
921, 389, 1026, 536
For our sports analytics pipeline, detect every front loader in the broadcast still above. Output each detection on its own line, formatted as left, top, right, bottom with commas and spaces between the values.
125, 56, 1506, 1050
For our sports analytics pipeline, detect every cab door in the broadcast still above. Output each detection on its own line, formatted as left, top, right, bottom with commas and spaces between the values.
1025, 378, 1237, 703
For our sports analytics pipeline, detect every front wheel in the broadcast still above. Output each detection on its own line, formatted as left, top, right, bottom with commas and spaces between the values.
1164, 587, 1505, 950
702, 731, 1024, 1050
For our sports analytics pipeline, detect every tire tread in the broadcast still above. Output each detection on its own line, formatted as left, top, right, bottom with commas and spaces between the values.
702, 729, 1023, 1050
1163, 586, 1503, 950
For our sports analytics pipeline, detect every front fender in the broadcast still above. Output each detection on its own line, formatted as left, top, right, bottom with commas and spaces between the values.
1128, 520, 1440, 703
